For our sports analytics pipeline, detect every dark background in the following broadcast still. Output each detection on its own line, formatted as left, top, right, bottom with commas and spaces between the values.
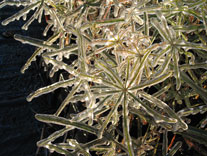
0, 5, 49, 156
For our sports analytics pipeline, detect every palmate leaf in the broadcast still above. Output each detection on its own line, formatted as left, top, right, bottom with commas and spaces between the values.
152, 83, 171, 98
156, 11, 173, 41
79, 73, 121, 89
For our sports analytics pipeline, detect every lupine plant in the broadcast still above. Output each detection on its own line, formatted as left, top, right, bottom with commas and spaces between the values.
1, 0, 207, 155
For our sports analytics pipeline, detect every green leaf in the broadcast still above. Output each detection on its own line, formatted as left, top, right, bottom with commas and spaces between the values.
35, 114, 128, 152
129, 92, 177, 125
144, 12, 149, 36
67, 139, 90, 156
1, 1, 40, 25
175, 42, 207, 51
155, 53, 172, 78
55, 80, 83, 116
156, 11, 173, 41
44, 44, 78, 57
35, 114, 98, 134
46, 143, 74, 156
37, 127, 71, 147
153, 46, 171, 67
181, 72, 207, 102
180, 63, 207, 70
177, 126, 207, 147
123, 93, 134, 156
98, 93, 123, 138
138, 91, 188, 130
162, 130, 168, 156
27, 78, 76, 102
96, 60, 123, 87
173, 25, 205, 32
177, 105, 207, 117
173, 49, 181, 90
81, 18, 125, 31
128, 44, 160, 87
151, 18, 170, 42
14, 34, 59, 49
73, 139, 105, 154
129, 72, 172, 91
21, 32, 60, 73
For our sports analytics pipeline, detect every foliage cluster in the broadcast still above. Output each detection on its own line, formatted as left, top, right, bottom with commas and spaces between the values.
1, 0, 207, 155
